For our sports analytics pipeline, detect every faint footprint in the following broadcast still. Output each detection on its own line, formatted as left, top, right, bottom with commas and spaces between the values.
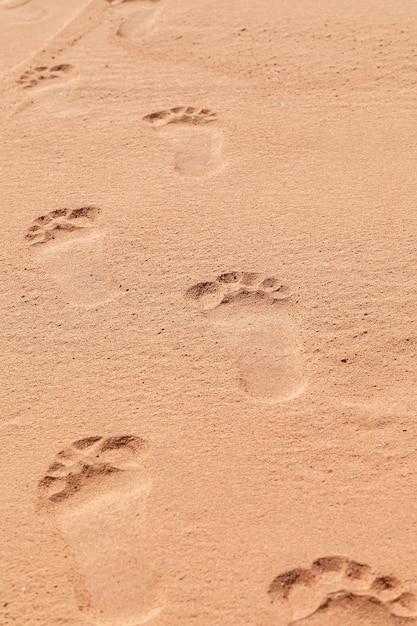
269, 555, 417, 624
17, 64, 88, 118
0, 0, 46, 21
25, 207, 119, 307
38, 435, 164, 626
106, 0, 164, 40
17, 63, 74, 92
186, 272, 305, 402
143, 107, 224, 177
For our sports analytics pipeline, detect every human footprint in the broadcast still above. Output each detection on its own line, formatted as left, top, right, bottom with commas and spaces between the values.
17, 63, 74, 91
143, 106, 224, 177
186, 272, 305, 402
106, 0, 164, 40
25, 206, 119, 307
0, 0, 46, 21
269, 555, 417, 625
37, 435, 164, 625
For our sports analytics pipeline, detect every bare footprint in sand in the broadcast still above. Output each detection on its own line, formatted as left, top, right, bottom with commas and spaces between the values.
17, 63, 74, 92
0, 0, 46, 21
105, 0, 164, 40
25, 207, 118, 307
269, 556, 417, 625
17, 63, 90, 117
143, 107, 223, 177
38, 435, 163, 626
186, 272, 305, 403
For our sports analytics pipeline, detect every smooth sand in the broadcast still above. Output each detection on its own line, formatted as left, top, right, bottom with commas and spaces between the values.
2, 0, 417, 624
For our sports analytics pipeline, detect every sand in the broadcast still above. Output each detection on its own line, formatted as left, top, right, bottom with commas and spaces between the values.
1, 0, 417, 624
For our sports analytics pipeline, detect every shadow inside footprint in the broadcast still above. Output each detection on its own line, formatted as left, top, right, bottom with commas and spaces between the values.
143, 107, 224, 177
186, 272, 305, 403
38, 435, 164, 626
17, 64, 74, 91
294, 593, 413, 625
25, 206, 119, 307
269, 556, 417, 625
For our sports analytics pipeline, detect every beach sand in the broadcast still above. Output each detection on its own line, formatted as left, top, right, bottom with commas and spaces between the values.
2, 0, 417, 624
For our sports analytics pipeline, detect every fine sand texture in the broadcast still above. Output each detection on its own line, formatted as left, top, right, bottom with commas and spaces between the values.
2, 0, 417, 625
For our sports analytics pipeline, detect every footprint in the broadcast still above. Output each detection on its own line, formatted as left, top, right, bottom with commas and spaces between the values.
0, 0, 46, 21
185, 272, 305, 403
38, 435, 163, 626
143, 107, 224, 177
17, 64, 88, 118
16, 63, 74, 92
268, 556, 417, 624
25, 206, 119, 307
106, 0, 163, 40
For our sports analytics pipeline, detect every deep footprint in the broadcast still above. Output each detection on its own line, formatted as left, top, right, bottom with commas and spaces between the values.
106, 0, 163, 40
25, 206, 118, 307
186, 272, 305, 402
143, 107, 223, 177
38, 435, 163, 626
269, 556, 417, 624
0, 0, 46, 22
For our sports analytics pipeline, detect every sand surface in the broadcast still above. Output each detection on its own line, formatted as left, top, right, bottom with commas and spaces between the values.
2, 0, 417, 624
